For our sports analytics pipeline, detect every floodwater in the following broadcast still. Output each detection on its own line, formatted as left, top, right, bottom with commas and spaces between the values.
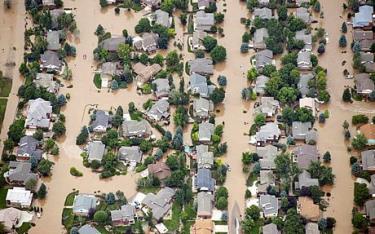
0, 0, 373, 233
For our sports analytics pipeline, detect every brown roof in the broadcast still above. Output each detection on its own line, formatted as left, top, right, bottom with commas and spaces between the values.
190, 219, 213, 234
133, 63, 162, 83
360, 124, 375, 140
298, 197, 320, 221
148, 162, 171, 180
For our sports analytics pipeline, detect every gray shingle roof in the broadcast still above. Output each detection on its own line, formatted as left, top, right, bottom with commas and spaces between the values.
26, 98, 52, 129
198, 122, 215, 142
154, 10, 170, 28
355, 73, 375, 94
90, 110, 110, 132
189, 58, 214, 75
119, 146, 142, 163
253, 8, 273, 19
295, 30, 312, 51
101, 37, 126, 51
296, 7, 311, 24
193, 98, 213, 119
17, 136, 42, 161
40, 50, 62, 71
6, 161, 37, 185
146, 99, 170, 121
255, 122, 280, 142
253, 28, 269, 50
293, 144, 319, 169
195, 11, 215, 31
189, 73, 209, 97
34, 73, 59, 93
78, 224, 100, 234
110, 204, 136, 223
262, 223, 280, 234
292, 121, 312, 140
195, 168, 215, 192
197, 192, 213, 217
362, 150, 375, 171
152, 79, 170, 98
73, 194, 97, 214
47, 31, 61, 51
366, 199, 375, 220
87, 141, 105, 162
353, 5, 374, 28
122, 120, 152, 138
297, 51, 312, 70
191, 30, 207, 50
255, 75, 270, 95
259, 194, 278, 217
254, 49, 273, 70
298, 73, 314, 97
196, 144, 214, 168
142, 187, 175, 220
255, 97, 279, 116
298, 170, 319, 189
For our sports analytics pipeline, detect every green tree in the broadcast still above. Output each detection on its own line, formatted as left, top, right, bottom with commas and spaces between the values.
342, 88, 352, 102
277, 87, 297, 104
323, 151, 331, 163
339, 35, 347, 47
210, 46, 227, 63
210, 87, 226, 104
245, 205, 261, 221
317, 43, 325, 54
135, 18, 151, 34
94, 210, 108, 223
117, 43, 132, 63
7, 118, 25, 143
202, 36, 217, 52
216, 196, 228, 210
313, 1, 321, 12
352, 114, 369, 125
354, 182, 370, 206
283, 209, 304, 234
352, 211, 368, 230
173, 106, 188, 127
37, 183, 47, 199
25, 178, 37, 191
277, 5, 288, 21
352, 133, 367, 150
254, 114, 266, 127
52, 121, 66, 137
37, 159, 54, 176
341, 22, 347, 33
100, 0, 108, 7
214, 12, 225, 23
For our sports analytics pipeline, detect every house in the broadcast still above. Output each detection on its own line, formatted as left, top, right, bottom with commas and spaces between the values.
0, 208, 32, 232
142, 187, 175, 220
193, 98, 214, 119
296, 7, 311, 24
305, 129, 318, 144
194, 11, 215, 31
258, 170, 275, 194
196, 144, 214, 169
254, 97, 279, 117
365, 199, 375, 221
87, 141, 106, 162
252, 8, 273, 20
4, 161, 38, 186
189, 73, 213, 98
253, 28, 269, 50
25, 98, 52, 129
122, 120, 152, 138
197, 0, 214, 10
111, 204, 136, 226
34, 73, 59, 93
297, 197, 320, 221
133, 62, 162, 84
305, 222, 320, 234
197, 192, 213, 218
296, 170, 319, 190
259, 194, 278, 218
154, 10, 171, 28
40, 50, 62, 72
254, 75, 270, 95
198, 122, 215, 143
297, 51, 312, 70
191, 30, 207, 50
191, 219, 214, 234
262, 223, 280, 234
257, 145, 278, 170
362, 150, 375, 171
253, 49, 273, 70
78, 224, 100, 234
369, 175, 375, 195
72, 194, 98, 216
359, 124, 375, 145
47, 30, 61, 51
6, 187, 33, 208
195, 168, 215, 192
16, 136, 43, 161
141, 0, 161, 8
360, 52, 374, 65
148, 162, 171, 180
42, 0, 55, 8
292, 121, 312, 140
353, 30, 374, 51
293, 144, 319, 170
118, 146, 143, 164
90, 110, 110, 133
299, 97, 317, 117
133, 33, 159, 53
146, 99, 170, 122
152, 79, 170, 98
298, 73, 314, 97
50, 9, 65, 29
352, 5, 374, 28
101, 37, 126, 52
255, 122, 281, 145
188, 58, 214, 75
101, 62, 121, 87
365, 62, 375, 73
355, 73, 374, 96
295, 29, 312, 51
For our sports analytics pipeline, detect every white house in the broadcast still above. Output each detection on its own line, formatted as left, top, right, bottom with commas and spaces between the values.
6, 187, 33, 208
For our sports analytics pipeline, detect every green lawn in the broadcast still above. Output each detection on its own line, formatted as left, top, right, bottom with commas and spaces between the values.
61, 208, 74, 231
64, 191, 78, 206
0, 187, 8, 208
93, 74, 102, 89
0, 77, 12, 97
16, 222, 32, 234
0, 99, 8, 129
164, 203, 182, 231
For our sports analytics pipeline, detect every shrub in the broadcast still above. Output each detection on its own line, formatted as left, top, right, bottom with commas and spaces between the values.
70, 167, 83, 177
339, 35, 347, 47
352, 114, 369, 125
217, 75, 227, 86
93, 210, 108, 223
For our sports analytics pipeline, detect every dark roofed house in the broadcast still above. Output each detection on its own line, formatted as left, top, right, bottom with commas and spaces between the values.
16, 136, 43, 162
293, 144, 320, 170
111, 204, 136, 226
353, 30, 374, 52
195, 168, 215, 192
90, 110, 110, 133
253, 28, 269, 50
141, 0, 161, 7
142, 187, 175, 220
148, 162, 171, 180
297, 51, 312, 70
47, 31, 61, 51
133, 62, 162, 84
366, 199, 375, 222
42, 0, 55, 8
253, 49, 273, 70
197, 192, 213, 218
146, 99, 170, 122
259, 194, 278, 218
355, 73, 375, 96
254, 75, 270, 95
50, 9, 64, 29
305, 129, 318, 144
189, 73, 213, 98
258, 170, 275, 194
292, 121, 312, 140
152, 79, 170, 99
297, 170, 319, 190
40, 50, 62, 72
353, 5, 374, 28
101, 37, 126, 52
362, 150, 375, 172
298, 73, 314, 97
295, 29, 312, 51
133, 33, 159, 53
122, 120, 152, 138
253, 8, 273, 20
119, 146, 143, 164
262, 223, 280, 234
194, 11, 215, 32
4, 161, 38, 186
189, 58, 214, 75
197, 0, 214, 9
78, 224, 100, 234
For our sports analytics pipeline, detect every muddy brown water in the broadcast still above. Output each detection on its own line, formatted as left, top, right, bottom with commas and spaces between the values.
0, 0, 374, 233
